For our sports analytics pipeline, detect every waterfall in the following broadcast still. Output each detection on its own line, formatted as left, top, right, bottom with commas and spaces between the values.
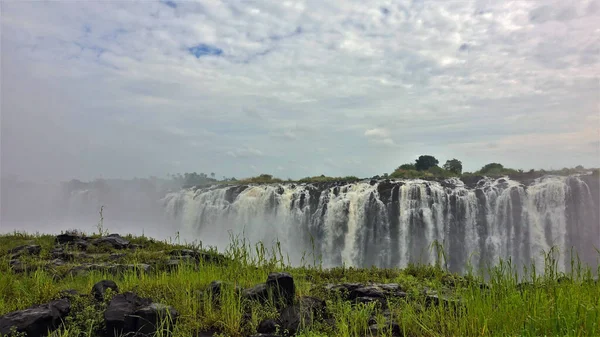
160, 175, 599, 272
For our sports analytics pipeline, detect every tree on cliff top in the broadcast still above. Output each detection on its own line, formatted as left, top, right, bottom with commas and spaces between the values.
443, 159, 463, 175
415, 155, 439, 171
479, 163, 504, 174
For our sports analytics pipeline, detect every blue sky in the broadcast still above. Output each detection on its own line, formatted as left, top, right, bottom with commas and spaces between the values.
1, 0, 599, 182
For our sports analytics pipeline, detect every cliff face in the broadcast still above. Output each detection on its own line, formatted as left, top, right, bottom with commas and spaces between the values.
13, 174, 594, 273
163, 174, 600, 273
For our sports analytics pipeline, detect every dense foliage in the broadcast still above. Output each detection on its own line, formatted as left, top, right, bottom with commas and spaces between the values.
414, 155, 439, 171
443, 159, 463, 175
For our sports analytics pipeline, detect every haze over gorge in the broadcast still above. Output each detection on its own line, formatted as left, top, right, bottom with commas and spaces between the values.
2, 172, 598, 274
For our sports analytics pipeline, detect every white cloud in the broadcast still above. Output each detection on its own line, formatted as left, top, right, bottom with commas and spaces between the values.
226, 147, 264, 158
365, 128, 396, 147
364, 128, 390, 138
1, 0, 599, 181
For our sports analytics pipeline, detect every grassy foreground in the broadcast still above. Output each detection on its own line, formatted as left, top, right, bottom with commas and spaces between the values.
1, 230, 599, 337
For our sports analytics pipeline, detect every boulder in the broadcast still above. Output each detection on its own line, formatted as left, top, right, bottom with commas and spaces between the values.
0, 299, 71, 336
91, 235, 130, 249
326, 283, 406, 307
109, 253, 126, 260
132, 303, 179, 336
108, 263, 152, 275
276, 296, 327, 336
50, 258, 67, 266
169, 249, 227, 264
243, 284, 270, 303
244, 272, 296, 307
92, 280, 119, 301
424, 294, 459, 309
9, 245, 41, 258
257, 319, 277, 334
104, 292, 151, 337
166, 259, 182, 271
59, 289, 81, 299
166, 255, 196, 271
51, 247, 74, 261
56, 232, 84, 244
205, 281, 242, 302
71, 239, 90, 250
348, 285, 385, 301
266, 272, 295, 306
9, 259, 27, 273
69, 263, 151, 277
368, 322, 403, 336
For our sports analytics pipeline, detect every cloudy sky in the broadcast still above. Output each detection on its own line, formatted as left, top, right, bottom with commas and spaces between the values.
1, 0, 599, 182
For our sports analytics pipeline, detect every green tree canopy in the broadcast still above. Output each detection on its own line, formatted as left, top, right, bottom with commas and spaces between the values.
479, 163, 504, 174
443, 159, 463, 175
415, 155, 439, 171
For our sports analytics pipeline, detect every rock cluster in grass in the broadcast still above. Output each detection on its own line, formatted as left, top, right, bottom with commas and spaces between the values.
0, 279, 178, 337
0, 299, 71, 337
6, 232, 228, 278
1, 232, 465, 337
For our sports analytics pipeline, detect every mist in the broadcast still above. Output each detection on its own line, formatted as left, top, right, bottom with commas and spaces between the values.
0, 176, 183, 240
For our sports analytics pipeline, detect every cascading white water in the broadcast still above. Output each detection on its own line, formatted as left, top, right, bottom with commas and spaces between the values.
159, 175, 600, 272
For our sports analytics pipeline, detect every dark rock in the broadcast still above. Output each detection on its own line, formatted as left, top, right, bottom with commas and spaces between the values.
91, 235, 130, 249
166, 259, 182, 271
132, 302, 179, 336
257, 319, 277, 334
348, 286, 385, 301
277, 305, 303, 335
166, 255, 196, 269
325, 282, 364, 293
51, 258, 67, 266
169, 249, 227, 264
266, 272, 295, 306
56, 232, 82, 244
326, 283, 406, 305
169, 249, 197, 258
104, 292, 152, 337
69, 263, 150, 277
92, 280, 119, 301
9, 245, 41, 258
108, 263, 151, 275
276, 296, 327, 336
205, 281, 242, 302
296, 296, 327, 318
9, 259, 27, 273
354, 296, 385, 307
68, 264, 102, 276
51, 247, 74, 261
424, 294, 459, 308
72, 239, 90, 250
243, 284, 270, 303
368, 322, 403, 336
59, 289, 81, 299
196, 328, 222, 337
109, 253, 126, 260
0, 298, 71, 336
377, 181, 396, 204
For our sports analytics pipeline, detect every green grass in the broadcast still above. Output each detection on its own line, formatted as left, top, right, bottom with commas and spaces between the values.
1, 231, 599, 337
